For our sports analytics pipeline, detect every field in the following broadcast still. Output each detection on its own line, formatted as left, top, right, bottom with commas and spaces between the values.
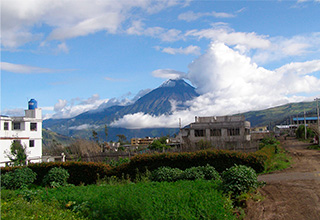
1, 139, 291, 220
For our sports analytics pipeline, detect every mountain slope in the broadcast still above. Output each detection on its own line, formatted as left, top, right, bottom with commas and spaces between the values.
43, 79, 199, 140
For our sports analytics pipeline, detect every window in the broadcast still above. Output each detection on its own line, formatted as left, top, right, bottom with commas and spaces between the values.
210, 129, 221, 136
227, 128, 240, 136
13, 122, 20, 130
194, 129, 205, 137
30, 123, 37, 131
4, 122, 9, 130
29, 140, 35, 147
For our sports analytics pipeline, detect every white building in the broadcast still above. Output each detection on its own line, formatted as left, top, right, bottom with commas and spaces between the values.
0, 99, 42, 166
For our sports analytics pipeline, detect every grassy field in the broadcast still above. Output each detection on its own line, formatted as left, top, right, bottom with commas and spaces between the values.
2, 180, 236, 220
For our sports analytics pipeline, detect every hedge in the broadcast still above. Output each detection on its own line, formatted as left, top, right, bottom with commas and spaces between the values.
1, 145, 276, 185
1, 161, 111, 186
108, 149, 267, 179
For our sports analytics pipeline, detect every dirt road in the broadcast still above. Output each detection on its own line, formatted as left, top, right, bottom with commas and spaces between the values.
245, 137, 320, 220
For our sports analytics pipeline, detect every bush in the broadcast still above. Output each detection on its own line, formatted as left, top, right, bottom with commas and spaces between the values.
1, 167, 37, 190
109, 149, 265, 180
181, 164, 220, 181
150, 167, 183, 182
221, 164, 260, 196
42, 167, 70, 187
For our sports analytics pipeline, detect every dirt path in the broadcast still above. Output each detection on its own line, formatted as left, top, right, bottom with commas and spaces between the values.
245, 137, 320, 220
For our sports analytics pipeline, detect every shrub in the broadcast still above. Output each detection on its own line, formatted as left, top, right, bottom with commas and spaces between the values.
150, 167, 183, 182
221, 164, 260, 196
1, 167, 37, 190
109, 149, 265, 180
197, 164, 221, 180
42, 167, 70, 187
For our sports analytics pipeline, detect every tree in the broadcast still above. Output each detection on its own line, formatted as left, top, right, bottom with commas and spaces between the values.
104, 124, 108, 142
92, 130, 99, 143
117, 134, 127, 145
6, 141, 27, 166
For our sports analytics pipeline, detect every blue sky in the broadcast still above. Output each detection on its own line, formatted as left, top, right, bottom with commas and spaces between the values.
1, 0, 320, 128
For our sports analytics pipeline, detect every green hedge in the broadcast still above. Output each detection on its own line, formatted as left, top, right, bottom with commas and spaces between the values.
108, 149, 266, 179
1, 162, 111, 186
1, 145, 276, 185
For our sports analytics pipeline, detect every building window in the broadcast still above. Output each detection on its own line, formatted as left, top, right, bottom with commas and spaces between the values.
29, 140, 35, 147
194, 129, 205, 137
4, 122, 9, 130
210, 129, 221, 136
227, 128, 240, 136
30, 123, 37, 131
13, 122, 21, 130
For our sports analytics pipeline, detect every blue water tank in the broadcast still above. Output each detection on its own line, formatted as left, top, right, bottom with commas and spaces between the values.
28, 99, 38, 110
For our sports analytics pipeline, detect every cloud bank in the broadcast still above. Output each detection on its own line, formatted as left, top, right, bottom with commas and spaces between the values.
111, 42, 320, 129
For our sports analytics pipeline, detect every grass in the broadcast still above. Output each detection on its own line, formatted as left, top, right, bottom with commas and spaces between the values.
307, 144, 320, 150
263, 147, 292, 173
1, 189, 87, 220
39, 180, 236, 220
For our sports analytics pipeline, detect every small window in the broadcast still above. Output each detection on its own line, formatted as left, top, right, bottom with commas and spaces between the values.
194, 129, 205, 137
13, 122, 20, 130
30, 123, 37, 131
4, 122, 9, 130
29, 140, 35, 147
210, 129, 221, 136
227, 128, 240, 136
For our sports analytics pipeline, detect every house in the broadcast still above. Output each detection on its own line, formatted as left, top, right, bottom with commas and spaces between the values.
179, 115, 254, 151
0, 99, 42, 166
131, 137, 155, 146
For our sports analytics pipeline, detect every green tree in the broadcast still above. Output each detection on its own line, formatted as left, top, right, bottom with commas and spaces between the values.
296, 125, 315, 139
104, 124, 108, 142
117, 134, 127, 145
6, 141, 27, 166
92, 130, 99, 143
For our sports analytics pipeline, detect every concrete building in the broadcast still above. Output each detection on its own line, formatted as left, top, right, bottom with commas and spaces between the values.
180, 115, 253, 151
0, 99, 42, 166
131, 137, 155, 146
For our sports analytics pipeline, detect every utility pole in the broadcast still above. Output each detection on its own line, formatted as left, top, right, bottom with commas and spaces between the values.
304, 110, 307, 140
315, 98, 320, 146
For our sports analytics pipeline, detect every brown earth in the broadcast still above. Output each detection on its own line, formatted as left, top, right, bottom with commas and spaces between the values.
245, 137, 320, 220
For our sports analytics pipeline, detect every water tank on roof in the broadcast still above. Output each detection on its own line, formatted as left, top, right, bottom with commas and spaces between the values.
28, 99, 38, 110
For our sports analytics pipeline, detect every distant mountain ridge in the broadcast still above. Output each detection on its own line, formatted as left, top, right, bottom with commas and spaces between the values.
43, 78, 319, 142
43, 79, 199, 140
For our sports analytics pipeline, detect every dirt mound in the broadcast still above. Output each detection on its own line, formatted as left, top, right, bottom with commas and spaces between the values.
245, 137, 320, 220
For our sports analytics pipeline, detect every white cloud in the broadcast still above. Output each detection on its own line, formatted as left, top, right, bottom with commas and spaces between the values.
1, 61, 74, 74
186, 26, 271, 50
57, 42, 69, 53
127, 20, 183, 42
159, 45, 201, 55
178, 10, 234, 22
253, 33, 320, 64
112, 42, 320, 128
1, 108, 25, 116
1, 0, 189, 48
152, 69, 187, 79
1, 62, 55, 74
69, 124, 100, 130
51, 95, 109, 119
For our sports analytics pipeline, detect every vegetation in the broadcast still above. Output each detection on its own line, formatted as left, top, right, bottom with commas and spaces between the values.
32, 180, 235, 220
2, 136, 295, 220
221, 165, 261, 196
42, 167, 70, 187
5, 141, 28, 166
296, 125, 315, 139
1, 190, 87, 220
1, 167, 37, 190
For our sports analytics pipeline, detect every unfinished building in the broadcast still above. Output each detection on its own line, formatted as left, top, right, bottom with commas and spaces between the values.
180, 115, 256, 152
